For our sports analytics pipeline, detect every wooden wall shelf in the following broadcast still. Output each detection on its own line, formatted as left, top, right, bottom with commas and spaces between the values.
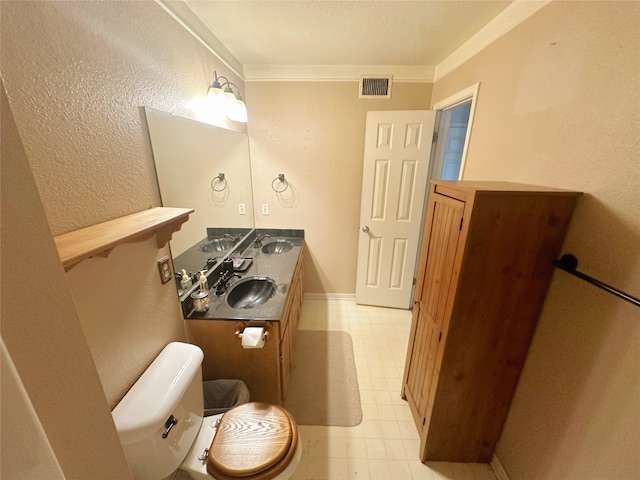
54, 207, 193, 271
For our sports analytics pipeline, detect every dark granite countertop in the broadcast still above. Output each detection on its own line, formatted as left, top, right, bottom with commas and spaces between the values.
173, 227, 252, 276
182, 229, 304, 321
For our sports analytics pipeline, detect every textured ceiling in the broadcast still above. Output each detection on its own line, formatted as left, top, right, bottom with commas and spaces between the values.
182, 1, 513, 67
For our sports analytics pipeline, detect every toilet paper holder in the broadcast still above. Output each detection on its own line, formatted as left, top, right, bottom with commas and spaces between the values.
235, 325, 269, 344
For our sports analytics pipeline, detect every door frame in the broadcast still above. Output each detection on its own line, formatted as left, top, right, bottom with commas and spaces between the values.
408, 83, 480, 304
432, 82, 480, 180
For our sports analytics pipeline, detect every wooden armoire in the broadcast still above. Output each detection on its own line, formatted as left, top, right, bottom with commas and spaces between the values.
401, 181, 581, 463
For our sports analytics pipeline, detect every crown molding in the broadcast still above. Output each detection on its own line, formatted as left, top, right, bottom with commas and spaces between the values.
161, 0, 551, 83
435, 0, 552, 81
244, 65, 435, 82
156, 0, 244, 78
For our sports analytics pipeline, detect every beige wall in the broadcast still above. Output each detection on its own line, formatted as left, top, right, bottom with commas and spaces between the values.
246, 81, 432, 293
0, 2, 242, 408
1, 341, 65, 480
3, 1, 637, 478
433, 2, 639, 479
1, 83, 132, 479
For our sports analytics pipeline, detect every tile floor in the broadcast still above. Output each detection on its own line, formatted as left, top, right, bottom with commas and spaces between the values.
177, 297, 498, 480
286, 298, 498, 480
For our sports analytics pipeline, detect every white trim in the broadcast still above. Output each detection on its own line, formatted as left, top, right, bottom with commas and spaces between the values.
304, 293, 356, 301
432, 83, 480, 180
155, 0, 244, 78
491, 453, 511, 480
435, 0, 551, 81
433, 83, 479, 111
161, 0, 548, 83
244, 65, 435, 82
238, 1, 549, 82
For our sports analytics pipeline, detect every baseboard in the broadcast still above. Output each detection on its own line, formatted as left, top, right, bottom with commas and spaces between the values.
303, 293, 355, 301
491, 454, 510, 480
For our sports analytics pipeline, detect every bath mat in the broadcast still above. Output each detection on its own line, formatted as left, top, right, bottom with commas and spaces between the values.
284, 330, 362, 426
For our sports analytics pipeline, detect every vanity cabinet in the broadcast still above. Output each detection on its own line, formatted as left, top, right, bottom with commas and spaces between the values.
186, 245, 304, 405
279, 245, 304, 397
402, 181, 580, 463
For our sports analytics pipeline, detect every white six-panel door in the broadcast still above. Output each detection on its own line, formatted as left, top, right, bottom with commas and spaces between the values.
355, 110, 436, 309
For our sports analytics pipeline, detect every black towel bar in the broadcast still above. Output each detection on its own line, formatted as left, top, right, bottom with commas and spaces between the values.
553, 254, 640, 308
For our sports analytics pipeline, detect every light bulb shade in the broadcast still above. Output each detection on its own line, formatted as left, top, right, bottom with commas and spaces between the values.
220, 89, 235, 112
206, 72, 248, 122
207, 86, 228, 112
228, 98, 248, 123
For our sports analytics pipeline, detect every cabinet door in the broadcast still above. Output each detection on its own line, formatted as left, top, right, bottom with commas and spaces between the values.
404, 193, 464, 433
280, 246, 304, 399
280, 324, 291, 398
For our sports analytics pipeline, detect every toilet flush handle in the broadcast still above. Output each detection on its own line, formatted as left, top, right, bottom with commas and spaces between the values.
162, 415, 178, 439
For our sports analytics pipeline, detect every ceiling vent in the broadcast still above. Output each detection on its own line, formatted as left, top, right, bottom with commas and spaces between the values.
359, 76, 392, 99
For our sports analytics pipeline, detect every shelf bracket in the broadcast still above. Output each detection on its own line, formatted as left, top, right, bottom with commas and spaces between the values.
55, 207, 193, 271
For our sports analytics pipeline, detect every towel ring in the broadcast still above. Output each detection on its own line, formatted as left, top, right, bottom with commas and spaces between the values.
272, 173, 289, 193
211, 173, 227, 192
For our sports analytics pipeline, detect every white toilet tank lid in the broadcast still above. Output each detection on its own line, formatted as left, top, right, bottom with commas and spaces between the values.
111, 342, 204, 445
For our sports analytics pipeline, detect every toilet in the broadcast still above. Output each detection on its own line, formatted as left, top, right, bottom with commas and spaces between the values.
111, 342, 301, 480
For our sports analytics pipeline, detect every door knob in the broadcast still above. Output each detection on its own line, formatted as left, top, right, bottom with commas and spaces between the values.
362, 226, 370, 233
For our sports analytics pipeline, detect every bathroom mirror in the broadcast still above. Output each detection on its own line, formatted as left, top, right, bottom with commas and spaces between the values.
145, 107, 254, 273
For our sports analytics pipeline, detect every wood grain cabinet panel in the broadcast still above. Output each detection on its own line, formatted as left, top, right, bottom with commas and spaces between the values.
402, 181, 581, 463
187, 244, 305, 405
280, 246, 304, 398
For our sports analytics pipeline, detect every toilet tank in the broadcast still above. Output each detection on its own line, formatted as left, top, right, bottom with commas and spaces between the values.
112, 342, 205, 480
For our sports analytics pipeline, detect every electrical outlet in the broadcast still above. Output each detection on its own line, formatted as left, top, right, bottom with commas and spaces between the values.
262, 204, 269, 215
157, 256, 173, 284
238, 203, 246, 215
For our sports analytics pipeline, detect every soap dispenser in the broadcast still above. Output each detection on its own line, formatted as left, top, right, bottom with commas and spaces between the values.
180, 269, 193, 293
191, 271, 210, 313
198, 270, 209, 292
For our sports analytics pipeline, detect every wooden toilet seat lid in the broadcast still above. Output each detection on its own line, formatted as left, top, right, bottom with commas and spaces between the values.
207, 402, 297, 480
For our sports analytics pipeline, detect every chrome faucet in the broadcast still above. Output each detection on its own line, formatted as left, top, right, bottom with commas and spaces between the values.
222, 233, 239, 242
214, 270, 241, 296
253, 233, 271, 248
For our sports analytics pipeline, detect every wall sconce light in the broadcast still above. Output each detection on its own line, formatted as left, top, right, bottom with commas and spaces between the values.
207, 71, 248, 123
